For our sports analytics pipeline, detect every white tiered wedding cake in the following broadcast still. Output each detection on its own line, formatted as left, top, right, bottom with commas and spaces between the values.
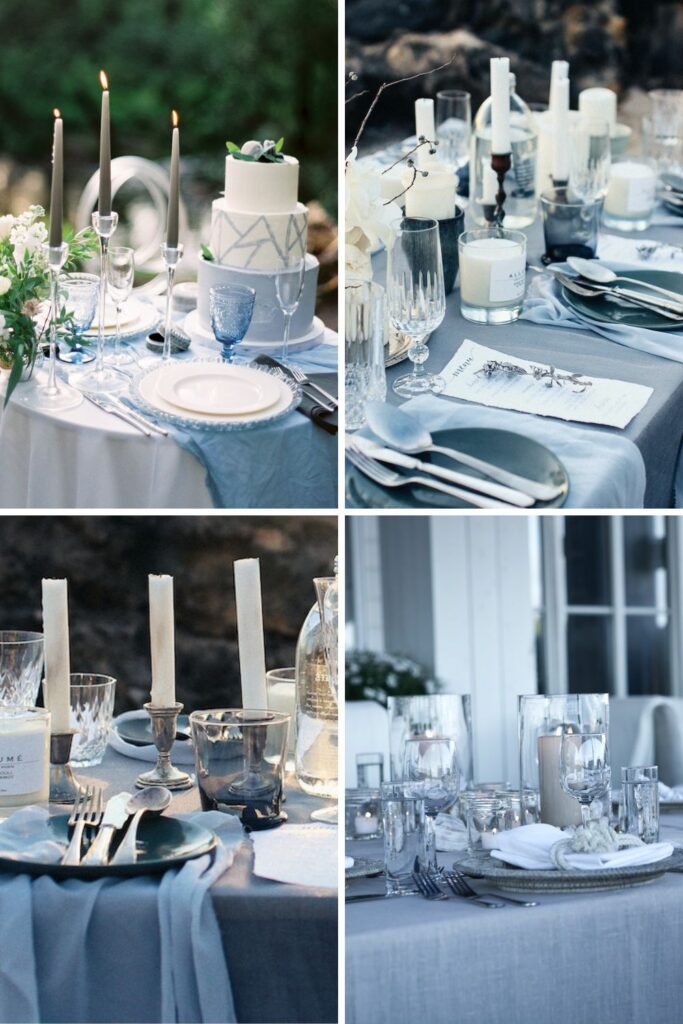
191, 139, 324, 350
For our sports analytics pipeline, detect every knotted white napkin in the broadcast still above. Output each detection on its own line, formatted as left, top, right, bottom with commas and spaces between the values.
659, 782, 683, 802
251, 823, 337, 889
489, 823, 673, 871
108, 709, 196, 764
0, 806, 65, 863
435, 812, 468, 852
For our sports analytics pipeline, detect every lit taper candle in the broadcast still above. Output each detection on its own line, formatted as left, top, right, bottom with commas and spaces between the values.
149, 574, 176, 707
98, 69, 111, 216
41, 578, 71, 735
234, 558, 268, 711
48, 109, 63, 248
167, 110, 180, 248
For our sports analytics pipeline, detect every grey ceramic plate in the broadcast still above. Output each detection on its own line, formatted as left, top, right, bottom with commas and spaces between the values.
346, 427, 569, 510
453, 848, 683, 893
562, 269, 683, 331
0, 814, 217, 880
114, 715, 191, 746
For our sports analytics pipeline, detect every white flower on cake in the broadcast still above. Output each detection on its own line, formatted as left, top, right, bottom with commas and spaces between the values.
345, 147, 401, 280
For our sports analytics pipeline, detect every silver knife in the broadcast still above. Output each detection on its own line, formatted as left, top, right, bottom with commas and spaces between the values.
81, 792, 132, 866
351, 436, 535, 508
110, 399, 169, 437
82, 392, 152, 436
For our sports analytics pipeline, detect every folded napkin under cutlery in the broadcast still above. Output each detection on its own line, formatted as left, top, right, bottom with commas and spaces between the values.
254, 355, 338, 435
489, 823, 673, 871
251, 822, 337, 889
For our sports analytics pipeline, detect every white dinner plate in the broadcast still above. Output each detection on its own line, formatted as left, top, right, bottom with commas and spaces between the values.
82, 301, 160, 340
155, 362, 281, 416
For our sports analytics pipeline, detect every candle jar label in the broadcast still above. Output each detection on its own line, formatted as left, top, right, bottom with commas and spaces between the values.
0, 733, 46, 797
627, 176, 656, 215
489, 258, 526, 303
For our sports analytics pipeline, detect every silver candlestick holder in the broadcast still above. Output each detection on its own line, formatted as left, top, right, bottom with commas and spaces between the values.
49, 731, 84, 804
160, 242, 184, 361
136, 701, 192, 791
19, 243, 84, 412
75, 211, 127, 395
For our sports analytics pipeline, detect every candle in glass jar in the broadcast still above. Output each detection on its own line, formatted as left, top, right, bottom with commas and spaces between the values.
354, 811, 379, 836
404, 160, 456, 220
459, 236, 526, 308
149, 574, 176, 707
537, 733, 582, 828
605, 161, 656, 219
0, 709, 50, 817
41, 578, 71, 734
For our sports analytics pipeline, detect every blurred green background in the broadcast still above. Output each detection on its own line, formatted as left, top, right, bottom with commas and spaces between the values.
0, 0, 337, 216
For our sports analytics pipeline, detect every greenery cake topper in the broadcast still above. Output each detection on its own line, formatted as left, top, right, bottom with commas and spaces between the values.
226, 138, 285, 163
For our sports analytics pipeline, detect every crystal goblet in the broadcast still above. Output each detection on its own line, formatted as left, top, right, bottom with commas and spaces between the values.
58, 273, 99, 365
209, 284, 256, 362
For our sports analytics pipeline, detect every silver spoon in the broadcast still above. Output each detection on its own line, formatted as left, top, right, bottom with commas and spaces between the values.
365, 402, 564, 503
567, 256, 683, 310
534, 267, 683, 321
110, 786, 172, 865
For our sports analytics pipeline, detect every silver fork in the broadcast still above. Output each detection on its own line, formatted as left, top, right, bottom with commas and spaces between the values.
412, 871, 448, 901
347, 446, 515, 510
61, 786, 104, 866
286, 365, 337, 409
442, 868, 534, 907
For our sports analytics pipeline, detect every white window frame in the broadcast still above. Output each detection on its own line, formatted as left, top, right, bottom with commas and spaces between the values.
539, 517, 683, 697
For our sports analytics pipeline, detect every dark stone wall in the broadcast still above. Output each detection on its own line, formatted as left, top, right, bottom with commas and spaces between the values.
346, 0, 683, 149
0, 516, 337, 714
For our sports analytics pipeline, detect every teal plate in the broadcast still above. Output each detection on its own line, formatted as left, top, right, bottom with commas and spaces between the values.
114, 714, 191, 746
562, 268, 683, 331
346, 427, 569, 509
0, 814, 217, 880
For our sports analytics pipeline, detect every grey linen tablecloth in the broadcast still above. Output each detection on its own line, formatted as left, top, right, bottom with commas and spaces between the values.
376, 217, 683, 508
75, 748, 337, 1024
345, 814, 683, 1024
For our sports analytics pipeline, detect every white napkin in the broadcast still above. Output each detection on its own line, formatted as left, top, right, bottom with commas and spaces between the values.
490, 823, 673, 871
108, 709, 196, 764
598, 233, 683, 269
435, 812, 468, 852
0, 806, 66, 863
251, 823, 337, 889
659, 782, 683, 803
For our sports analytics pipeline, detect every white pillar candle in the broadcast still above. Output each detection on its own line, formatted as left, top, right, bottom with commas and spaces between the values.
549, 60, 569, 105
149, 575, 176, 707
234, 559, 268, 710
415, 98, 436, 168
551, 76, 570, 183
459, 237, 526, 308
578, 87, 617, 131
354, 812, 379, 836
0, 709, 50, 813
605, 161, 657, 218
404, 159, 457, 220
267, 679, 296, 756
481, 830, 501, 851
41, 579, 72, 734
490, 57, 511, 154
537, 734, 582, 828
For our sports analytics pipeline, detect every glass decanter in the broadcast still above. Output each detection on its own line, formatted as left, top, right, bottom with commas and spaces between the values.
470, 72, 538, 228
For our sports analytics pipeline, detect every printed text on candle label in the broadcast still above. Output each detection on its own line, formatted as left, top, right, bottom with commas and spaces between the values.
489, 259, 526, 303
0, 734, 45, 796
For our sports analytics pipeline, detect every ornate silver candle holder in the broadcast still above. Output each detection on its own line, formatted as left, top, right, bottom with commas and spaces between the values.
20, 243, 84, 412
75, 211, 127, 395
136, 701, 192, 791
49, 731, 84, 804
160, 243, 184, 361
491, 152, 512, 227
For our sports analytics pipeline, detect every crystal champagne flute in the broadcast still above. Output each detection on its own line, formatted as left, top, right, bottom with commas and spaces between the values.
275, 258, 306, 363
105, 246, 135, 366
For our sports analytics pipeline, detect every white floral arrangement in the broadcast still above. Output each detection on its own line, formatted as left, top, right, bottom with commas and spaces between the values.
345, 146, 401, 283
345, 649, 440, 705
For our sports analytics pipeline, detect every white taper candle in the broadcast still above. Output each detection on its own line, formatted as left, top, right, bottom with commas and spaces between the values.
490, 57, 511, 155
234, 558, 268, 711
149, 575, 176, 707
551, 76, 570, 183
41, 579, 71, 734
415, 98, 436, 168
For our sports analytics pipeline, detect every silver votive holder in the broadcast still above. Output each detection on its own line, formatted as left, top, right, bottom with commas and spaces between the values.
136, 701, 192, 791
49, 731, 84, 804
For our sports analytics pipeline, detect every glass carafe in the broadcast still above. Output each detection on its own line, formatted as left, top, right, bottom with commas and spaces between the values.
470, 73, 538, 228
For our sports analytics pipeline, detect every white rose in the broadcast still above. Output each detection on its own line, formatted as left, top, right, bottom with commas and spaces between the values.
345, 147, 401, 252
0, 277, 11, 297
0, 215, 14, 242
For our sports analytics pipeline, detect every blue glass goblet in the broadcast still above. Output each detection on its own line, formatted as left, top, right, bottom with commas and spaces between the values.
209, 285, 256, 363
58, 273, 100, 365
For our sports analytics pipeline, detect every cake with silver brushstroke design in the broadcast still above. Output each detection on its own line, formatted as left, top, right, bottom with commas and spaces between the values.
195, 140, 323, 348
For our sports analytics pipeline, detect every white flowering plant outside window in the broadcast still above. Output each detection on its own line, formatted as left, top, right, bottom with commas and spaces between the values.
345, 650, 441, 705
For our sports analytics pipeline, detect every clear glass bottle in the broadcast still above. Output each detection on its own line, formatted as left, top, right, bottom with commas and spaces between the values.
469, 73, 538, 228
295, 561, 338, 800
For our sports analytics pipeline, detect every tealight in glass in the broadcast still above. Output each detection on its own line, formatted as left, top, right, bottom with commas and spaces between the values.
603, 157, 657, 231
458, 228, 527, 325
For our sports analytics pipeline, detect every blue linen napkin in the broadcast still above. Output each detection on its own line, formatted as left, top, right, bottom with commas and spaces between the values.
372, 395, 646, 509
521, 262, 683, 363
0, 806, 242, 1024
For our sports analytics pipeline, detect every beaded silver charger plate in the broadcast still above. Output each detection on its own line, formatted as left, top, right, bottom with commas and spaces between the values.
346, 857, 384, 879
129, 359, 302, 432
453, 849, 683, 893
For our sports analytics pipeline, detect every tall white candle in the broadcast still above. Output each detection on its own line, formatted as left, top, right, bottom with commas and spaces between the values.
481, 160, 498, 204
234, 559, 268, 710
551, 77, 570, 183
537, 734, 582, 827
549, 60, 569, 107
605, 161, 657, 218
459, 237, 526, 308
578, 87, 617, 131
415, 98, 436, 168
149, 575, 176, 707
41, 579, 72, 734
490, 57, 511, 154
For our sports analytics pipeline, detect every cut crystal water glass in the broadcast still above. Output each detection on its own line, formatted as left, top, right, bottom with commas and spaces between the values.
0, 631, 44, 707
69, 673, 116, 767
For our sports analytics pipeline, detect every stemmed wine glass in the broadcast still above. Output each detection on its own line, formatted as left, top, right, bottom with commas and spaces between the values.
275, 258, 305, 363
105, 247, 135, 367
403, 736, 460, 871
559, 731, 611, 827
386, 218, 446, 398
209, 284, 255, 363
57, 273, 99, 365
310, 565, 338, 824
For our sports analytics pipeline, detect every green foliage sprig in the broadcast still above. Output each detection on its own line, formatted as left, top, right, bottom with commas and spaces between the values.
226, 138, 285, 163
